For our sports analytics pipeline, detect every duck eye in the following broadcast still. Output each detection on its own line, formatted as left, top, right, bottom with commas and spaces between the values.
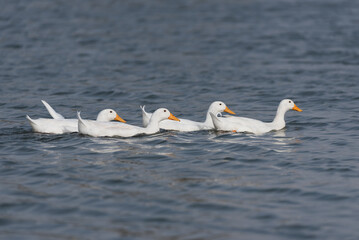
288, 101, 292, 103
164, 110, 167, 112
219, 103, 222, 105
110, 111, 113, 113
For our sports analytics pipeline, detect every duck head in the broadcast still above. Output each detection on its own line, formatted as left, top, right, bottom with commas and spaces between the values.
280, 99, 302, 112
96, 109, 126, 122
152, 108, 180, 122
209, 101, 235, 115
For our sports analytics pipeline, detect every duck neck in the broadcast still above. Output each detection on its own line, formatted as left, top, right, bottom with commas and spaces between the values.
203, 111, 215, 128
145, 116, 161, 134
271, 105, 287, 130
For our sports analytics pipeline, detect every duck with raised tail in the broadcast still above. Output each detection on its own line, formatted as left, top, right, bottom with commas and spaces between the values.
140, 101, 235, 132
210, 99, 302, 135
26, 100, 126, 134
78, 108, 180, 137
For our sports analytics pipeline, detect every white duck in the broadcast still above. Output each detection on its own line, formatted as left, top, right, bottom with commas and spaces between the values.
140, 101, 235, 132
26, 100, 126, 134
210, 99, 302, 135
78, 108, 180, 137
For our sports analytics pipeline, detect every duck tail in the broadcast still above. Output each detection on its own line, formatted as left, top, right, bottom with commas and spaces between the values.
77, 111, 85, 125
41, 100, 65, 119
77, 111, 87, 134
26, 115, 37, 125
140, 105, 151, 127
77, 111, 87, 131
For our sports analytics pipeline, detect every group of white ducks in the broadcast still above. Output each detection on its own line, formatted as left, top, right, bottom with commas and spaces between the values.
26, 99, 302, 137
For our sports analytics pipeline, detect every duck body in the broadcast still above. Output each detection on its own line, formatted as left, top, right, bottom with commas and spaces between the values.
27, 100, 125, 134
211, 99, 302, 135
77, 118, 134, 137
211, 114, 277, 134
140, 101, 235, 132
78, 108, 180, 137
26, 117, 78, 134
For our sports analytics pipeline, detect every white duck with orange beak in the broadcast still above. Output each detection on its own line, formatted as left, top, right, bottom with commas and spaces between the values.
26, 100, 126, 134
140, 101, 235, 132
210, 99, 302, 135
78, 108, 180, 137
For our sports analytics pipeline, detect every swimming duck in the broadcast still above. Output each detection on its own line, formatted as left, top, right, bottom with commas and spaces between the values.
210, 99, 302, 134
140, 101, 235, 132
26, 100, 126, 134
78, 108, 180, 137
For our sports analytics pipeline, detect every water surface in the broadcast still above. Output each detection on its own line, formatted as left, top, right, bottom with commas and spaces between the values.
1, 0, 359, 239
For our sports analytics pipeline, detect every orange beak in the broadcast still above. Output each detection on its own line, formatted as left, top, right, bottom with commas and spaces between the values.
114, 114, 126, 123
168, 113, 180, 121
224, 106, 235, 115
292, 104, 302, 112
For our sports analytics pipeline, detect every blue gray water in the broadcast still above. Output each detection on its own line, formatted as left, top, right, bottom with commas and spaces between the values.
1, 0, 359, 239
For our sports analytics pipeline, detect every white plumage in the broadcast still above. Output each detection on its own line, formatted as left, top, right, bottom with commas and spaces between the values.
210, 99, 302, 135
140, 101, 235, 132
78, 108, 180, 137
26, 100, 125, 134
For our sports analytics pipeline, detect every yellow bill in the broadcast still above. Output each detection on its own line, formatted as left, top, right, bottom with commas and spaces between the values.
168, 113, 180, 121
292, 104, 302, 112
224, 106, 235, 115
114, 114, 126, 123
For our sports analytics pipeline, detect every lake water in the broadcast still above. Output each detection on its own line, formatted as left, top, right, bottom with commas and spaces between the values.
1, 0, 359, 239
